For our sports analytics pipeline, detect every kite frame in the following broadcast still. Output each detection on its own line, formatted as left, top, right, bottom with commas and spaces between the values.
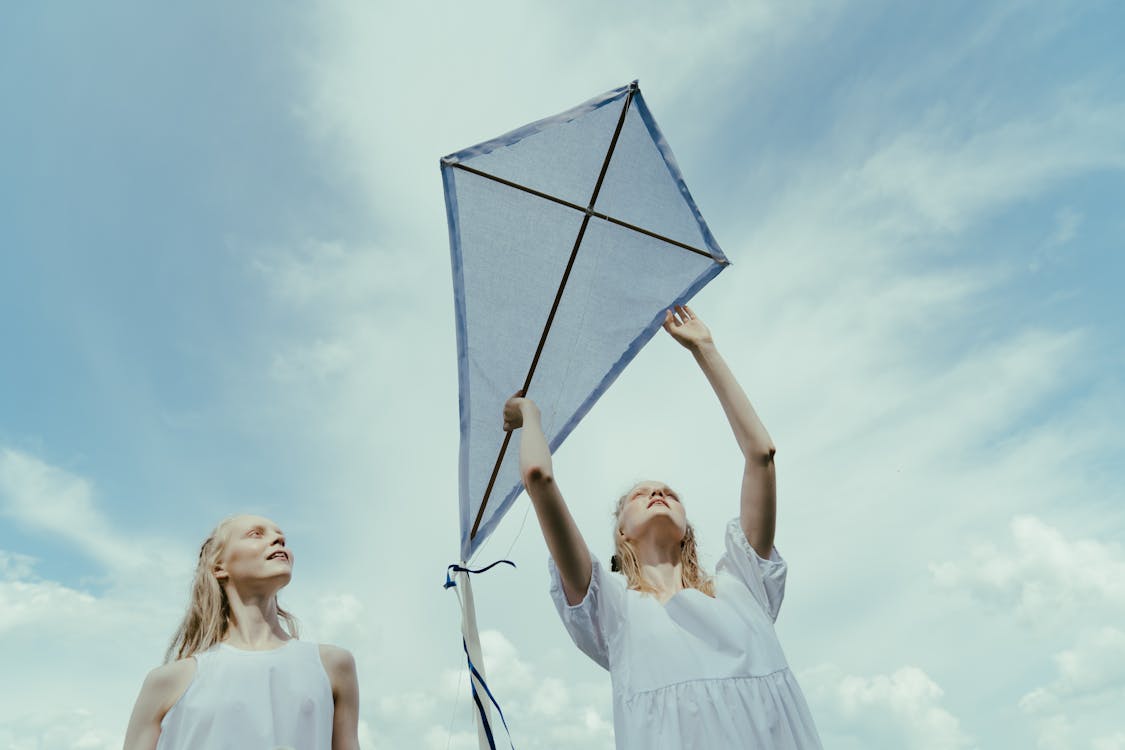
442, 81, 729, 560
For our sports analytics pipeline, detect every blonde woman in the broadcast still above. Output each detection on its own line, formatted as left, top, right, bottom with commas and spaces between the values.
502, 306, 822, 749
123, 514, 360, 750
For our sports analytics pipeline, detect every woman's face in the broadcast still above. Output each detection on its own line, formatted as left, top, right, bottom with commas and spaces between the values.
618, 481, 688, 543
214, 515, 293, 589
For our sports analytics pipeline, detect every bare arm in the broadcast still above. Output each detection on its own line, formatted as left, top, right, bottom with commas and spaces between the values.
664, 306, 777, 557
504, 393, 592, 605
320, 645, 360, 750
122, 661, 195, 750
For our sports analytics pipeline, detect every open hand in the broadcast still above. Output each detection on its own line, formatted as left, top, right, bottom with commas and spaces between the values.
662, 305, 712, 350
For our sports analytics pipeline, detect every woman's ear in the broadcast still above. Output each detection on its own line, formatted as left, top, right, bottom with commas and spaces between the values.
213, 562, 228, 582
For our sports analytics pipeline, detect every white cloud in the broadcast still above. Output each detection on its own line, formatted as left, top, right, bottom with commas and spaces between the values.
931, 516, 1125, 627
804, 664, 973, 750
933, 519, 1125, 750
0, 557, 98, 635
1048, 207, 1083, 249
372, 628, 613, 749
1021, 627, 1125, 710
1019, 627, 1125, 750
0, 549, 35, 579
0, 448, 147, 573
305, 591, 366, 644
0, 709, 116, 750
1094, 734, 1125, 750
0, 450, 189, 750
836, 98, 1125, 238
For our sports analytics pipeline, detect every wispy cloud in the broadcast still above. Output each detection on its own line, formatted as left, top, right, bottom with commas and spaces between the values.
0, 448, 145, 573
371, 629, 613, 749
932, 516, 1125, 627
805, 664, 973, 750
935, 518, 1125, 749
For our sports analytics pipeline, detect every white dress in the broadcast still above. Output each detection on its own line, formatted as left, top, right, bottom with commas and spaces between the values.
549, 519, 823, 750
156, 639, 334, 750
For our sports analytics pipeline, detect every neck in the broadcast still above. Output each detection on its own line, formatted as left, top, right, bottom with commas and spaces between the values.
223, 583, 288, 648
632, 535, 684, 603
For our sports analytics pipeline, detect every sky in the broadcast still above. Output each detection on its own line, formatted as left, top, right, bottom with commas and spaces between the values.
2, 1, 1124, 748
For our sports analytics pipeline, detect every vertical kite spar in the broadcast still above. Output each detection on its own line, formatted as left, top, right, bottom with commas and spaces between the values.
441, 80, 729, 747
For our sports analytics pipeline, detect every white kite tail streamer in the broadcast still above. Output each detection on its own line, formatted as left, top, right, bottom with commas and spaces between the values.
457, 570, 493, 750
446, 561, 517, 750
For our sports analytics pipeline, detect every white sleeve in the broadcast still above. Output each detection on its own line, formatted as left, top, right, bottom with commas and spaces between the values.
547, 554, 626, 671
716, 518, 788, 622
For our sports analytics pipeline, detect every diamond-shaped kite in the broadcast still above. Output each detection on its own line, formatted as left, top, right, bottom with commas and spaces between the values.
442, 81, 729, 563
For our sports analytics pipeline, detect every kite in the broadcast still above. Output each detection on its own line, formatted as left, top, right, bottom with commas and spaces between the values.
441, 80, 729, 748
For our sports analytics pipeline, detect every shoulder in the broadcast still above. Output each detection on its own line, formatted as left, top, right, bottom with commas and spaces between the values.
318, 644, 358, 700
318, 644, 357, 689
123, 659, 197, 748
141, 658, 197, 712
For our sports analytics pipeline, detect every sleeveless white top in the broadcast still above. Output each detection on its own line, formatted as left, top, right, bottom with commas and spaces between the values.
157, 639, 334, 750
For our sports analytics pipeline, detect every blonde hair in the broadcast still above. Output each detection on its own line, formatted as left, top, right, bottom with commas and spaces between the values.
165, 516, 299, 662
610, 486, 715, 598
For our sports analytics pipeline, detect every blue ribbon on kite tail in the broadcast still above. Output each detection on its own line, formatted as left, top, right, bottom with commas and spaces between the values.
463, 637, 517, 750
444, 559, 518, 749
444, 559, 516, 589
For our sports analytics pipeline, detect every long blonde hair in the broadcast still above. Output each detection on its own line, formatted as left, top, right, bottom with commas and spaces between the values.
165, 516, 299, 662
610, 487, 715, 598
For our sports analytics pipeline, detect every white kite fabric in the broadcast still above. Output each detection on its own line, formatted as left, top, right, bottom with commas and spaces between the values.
441, 81, 729, 561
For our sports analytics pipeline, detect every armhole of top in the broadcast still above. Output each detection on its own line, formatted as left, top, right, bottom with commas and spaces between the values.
316, 643, 342, 697
159, 656, 200, 728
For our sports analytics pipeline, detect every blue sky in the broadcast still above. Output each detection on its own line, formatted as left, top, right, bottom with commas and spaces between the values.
2, 2, 1124, 748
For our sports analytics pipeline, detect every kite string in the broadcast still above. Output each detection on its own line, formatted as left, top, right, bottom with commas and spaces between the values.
445, 650, 467, 750
469, 497, 532, 568
501, 502, 532, 562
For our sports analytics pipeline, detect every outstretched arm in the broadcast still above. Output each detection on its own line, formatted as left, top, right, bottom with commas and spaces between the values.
504, 393, 592, 604
663, 306, 777, 558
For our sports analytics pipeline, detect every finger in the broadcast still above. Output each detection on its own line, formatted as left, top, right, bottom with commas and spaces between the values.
662, 308, 675, 332
682, 305, 696, 321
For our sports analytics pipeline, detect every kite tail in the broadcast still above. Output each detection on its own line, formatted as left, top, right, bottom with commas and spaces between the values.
447, 561, 517, 750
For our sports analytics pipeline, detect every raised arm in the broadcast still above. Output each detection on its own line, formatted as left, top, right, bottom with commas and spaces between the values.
503, 393, 592, 604
663, 306, 777, 558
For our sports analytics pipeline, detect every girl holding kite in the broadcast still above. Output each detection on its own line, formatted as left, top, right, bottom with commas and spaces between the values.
503, 305, 822, 749
122, 514, 361, 750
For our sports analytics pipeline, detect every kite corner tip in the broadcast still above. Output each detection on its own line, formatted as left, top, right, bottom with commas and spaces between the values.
629, 79, 639, 91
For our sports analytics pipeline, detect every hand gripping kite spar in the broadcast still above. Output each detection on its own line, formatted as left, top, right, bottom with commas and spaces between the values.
441, 81, 729, 748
